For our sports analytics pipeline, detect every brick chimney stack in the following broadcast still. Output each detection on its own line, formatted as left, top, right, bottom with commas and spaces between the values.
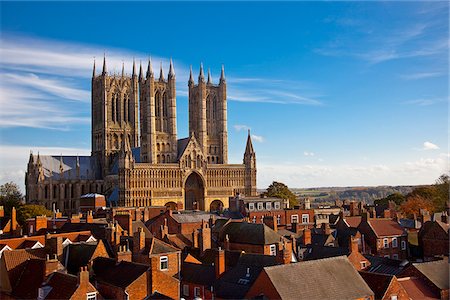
302, 228, 311, 245
117, 244, 132, 262
215, 247, 225, 278
133, 227, 145, 255
263, 215, 277, 232
45, 254, 60, 276
86, 211, 94, 223
46, 235, 64, 262
11, 207, 17, 231
78, 266, 89, 286
199, 220, 211, 253
441, 211, 448, 224
349, 236, 359, 254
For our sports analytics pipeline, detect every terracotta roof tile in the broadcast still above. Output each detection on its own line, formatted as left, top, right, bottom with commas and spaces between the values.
367, 219, 405, 237
398, 277, 439, 299
44, 272, 79, 299
93, 257, 149, 288
344, 216, 362, 228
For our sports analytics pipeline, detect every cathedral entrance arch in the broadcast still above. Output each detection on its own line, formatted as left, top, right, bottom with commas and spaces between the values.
210, 200, 224, 212
165, 201, 178, 211
184, 172, 204, 210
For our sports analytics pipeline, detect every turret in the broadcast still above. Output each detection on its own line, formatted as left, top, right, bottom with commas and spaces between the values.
76, 155, 80, 178
188, 65, 194, 86
159, 62, 165, 81
121, 62, 125, 78
168, 58, 175, 79
207, 68, 212, 85
198, 63, 205, 83
220, 64, 226, 84
146, 58, 153, 79
102, 54, 107, 76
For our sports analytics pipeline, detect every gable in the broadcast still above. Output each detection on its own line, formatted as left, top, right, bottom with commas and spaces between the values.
177, 135, 206, 167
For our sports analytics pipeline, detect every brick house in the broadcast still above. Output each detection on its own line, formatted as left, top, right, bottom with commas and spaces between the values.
146, 210, 217, 236
359, 271, 410, 300
357, 213, 408, 260
38, 267, 99, 300
245, 256, 374, 300
418, 213, 449, 259
398, 258, 449, 300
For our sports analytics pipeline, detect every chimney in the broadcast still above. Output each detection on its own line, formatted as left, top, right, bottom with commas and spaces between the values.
199, 220, 211, 253
105, 222, 118, 246
114, 211, 133, 235
420, 209, 431, 223
133, 227, 145, 255
383, 209, 391, 219
45, 254, 60, 276
35, 215, 48, 233
441, 211, 448, 224
349, 236, 359, 254
192, 229, 199, 248
321, 222, 331, 235
349, 202, 356, 217
291, 222, 300, 233
46, 236, 63, 261
263, 215, 277, 232
117, 244, 132, 262
11, 207, 17, 231
290, 235, 297, 255
215, 248, 225, 278
224, 234, 230, 251
70, 214, 80, 223
361, 211, 369, 223
369, 207, 376, 218
86, 211, 94, 223
55, 210, 62, 218
162, 218, 169, 238
277, 240, 291, 265
78, 266, 89, 287
302, 228, 311, 245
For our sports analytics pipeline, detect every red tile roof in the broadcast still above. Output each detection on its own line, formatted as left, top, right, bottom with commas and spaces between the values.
368, 219, 405, 237
398, 277, 439, 299
344, 216, 362, 228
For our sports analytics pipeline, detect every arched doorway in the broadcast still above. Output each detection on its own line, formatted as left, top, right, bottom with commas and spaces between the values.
165, 201, 178, 211
184, 172, 204, 210
210, 200, 224, 212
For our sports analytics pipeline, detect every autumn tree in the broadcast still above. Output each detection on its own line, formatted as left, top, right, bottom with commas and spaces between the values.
0, 182, 23, 219
400, 194, 435, 218
263, 181, 298, 207
17, 204, 52, 224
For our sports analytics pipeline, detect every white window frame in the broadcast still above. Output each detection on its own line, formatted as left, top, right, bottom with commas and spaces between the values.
401, 240, 406, 250
291, 215, 299, 224
392, 237, 398, 248
360, 261, 367, 269
384, 255, 390, 259
302, 214, 309, 224
392, 254, 399, 260
391, 295, 398, 300
183, 284, 189, 296
276, 215, 281, 225
86, 292, 97, 300
252, 216, 256, 223
269, 244, 276, 256
194, 287, 201, 298
257, 202, 264, 210
383, 238, 389, 248
274, 202, 281, 210
160, 255, 168, 270
266, 202, 272, 210
248, 203, 255, 211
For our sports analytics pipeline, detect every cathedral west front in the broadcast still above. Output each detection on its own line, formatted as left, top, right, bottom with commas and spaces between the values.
25, 57, 257, 213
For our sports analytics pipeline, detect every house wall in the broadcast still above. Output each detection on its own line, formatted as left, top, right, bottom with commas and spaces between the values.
381, 277, 410, 300
245, 270, 282, 299
419, 223, 449, 258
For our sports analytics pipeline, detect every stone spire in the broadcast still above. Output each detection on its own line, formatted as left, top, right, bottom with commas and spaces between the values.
139, 61, 143, 81
146, 58, 153, 78
121, 62, 125, 78
59, 154, 64, 175
220, 64, 226, 83
188, 65, 194, 85
102, 54, 107, 75
29, 150, 34, 164
159, 62, 164, 81
207, 68, 212, 84
36, 152, 41, 168
92, 59, 96, 78
198, 63, 205, 83
168, 58, 175, 79
132, 59, 136, 77
76, 155, 80, 178
245, 129, 254, 155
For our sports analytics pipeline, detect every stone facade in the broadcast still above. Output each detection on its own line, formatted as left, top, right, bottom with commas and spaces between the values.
25, 58, 257, 213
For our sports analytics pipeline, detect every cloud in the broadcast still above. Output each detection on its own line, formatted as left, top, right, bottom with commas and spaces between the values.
423, 141, 439, 150
251, 134, 264, 143
303, 151, 315, 156
402, 97, 446, 106
400, 72, 445, 80
233, 124, 250, 132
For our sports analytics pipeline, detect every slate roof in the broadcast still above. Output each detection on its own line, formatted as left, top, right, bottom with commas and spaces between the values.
11, 259, 46, 299
220, 222, 283, 245
367, 219, 406, 237
93, 257, 149, 288
63, 242, 98, 274
303, 245, 349, 261
261, 256, 374, 300
412, 257, 449, 290
177, 138, 190, 160
170, 211, 217, 224
181, 262, 215, 286
2, 248, 47, 286
44, 272, 79, 300
35, 155, 101, 180
142, 237, 180, 255
215, 254, 279, 299
359, 271, 395, 299
365, 255, 410, 275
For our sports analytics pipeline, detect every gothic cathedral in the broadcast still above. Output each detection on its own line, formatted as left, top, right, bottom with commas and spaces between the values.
25, 57, 257, 213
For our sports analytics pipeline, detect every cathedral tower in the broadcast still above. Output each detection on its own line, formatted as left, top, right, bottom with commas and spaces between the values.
244, 130, 257, 196
188, 64, 228, 164
139, 59, 177, 163
91, 56, 139, 176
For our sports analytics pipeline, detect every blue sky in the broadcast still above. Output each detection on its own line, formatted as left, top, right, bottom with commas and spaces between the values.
0, 1, 448, 191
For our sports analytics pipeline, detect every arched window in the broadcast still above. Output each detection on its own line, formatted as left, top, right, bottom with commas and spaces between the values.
111, 94, 116, 122
44, 185, 49, 199
123, 95, 128, 123
116, 93, 121, 123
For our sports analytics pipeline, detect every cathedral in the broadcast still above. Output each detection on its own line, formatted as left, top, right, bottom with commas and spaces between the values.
25, 57, 257, 213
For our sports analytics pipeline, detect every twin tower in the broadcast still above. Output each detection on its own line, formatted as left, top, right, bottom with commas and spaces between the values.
91, 57, 228, 175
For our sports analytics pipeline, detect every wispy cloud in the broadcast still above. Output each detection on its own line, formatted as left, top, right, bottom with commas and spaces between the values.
303, 151, 315, 156
251, 134, 264, 143
423, 141, 439, 150
233, 124, 250, 132
402, 97, 446, 106
399, 72, 445, 80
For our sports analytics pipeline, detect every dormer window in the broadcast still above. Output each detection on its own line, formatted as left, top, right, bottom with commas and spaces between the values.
257, 202, 264, 210
86, 292, 97, 300
248, 203, 255, 211
160, 256, 168, 270
269, 244, 276, 256
274, 202, 280, 210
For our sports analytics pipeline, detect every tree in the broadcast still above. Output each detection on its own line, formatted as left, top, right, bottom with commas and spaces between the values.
17, 204, 52, 225
400, 195, 435, 218
374, 192, 405, 206
263, 181, 298, 207
0, 182, 23, 219
433, 173, 449, 212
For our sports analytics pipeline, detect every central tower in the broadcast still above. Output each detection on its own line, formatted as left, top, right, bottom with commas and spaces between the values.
188, 64, 228, 164
139, 59, 178, 163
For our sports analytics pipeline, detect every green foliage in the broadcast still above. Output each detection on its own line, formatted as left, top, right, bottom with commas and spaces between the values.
17, 204, 52, 224
263, 181, 298, 207
374, 192, 406, 206
0, 181, 23, 219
